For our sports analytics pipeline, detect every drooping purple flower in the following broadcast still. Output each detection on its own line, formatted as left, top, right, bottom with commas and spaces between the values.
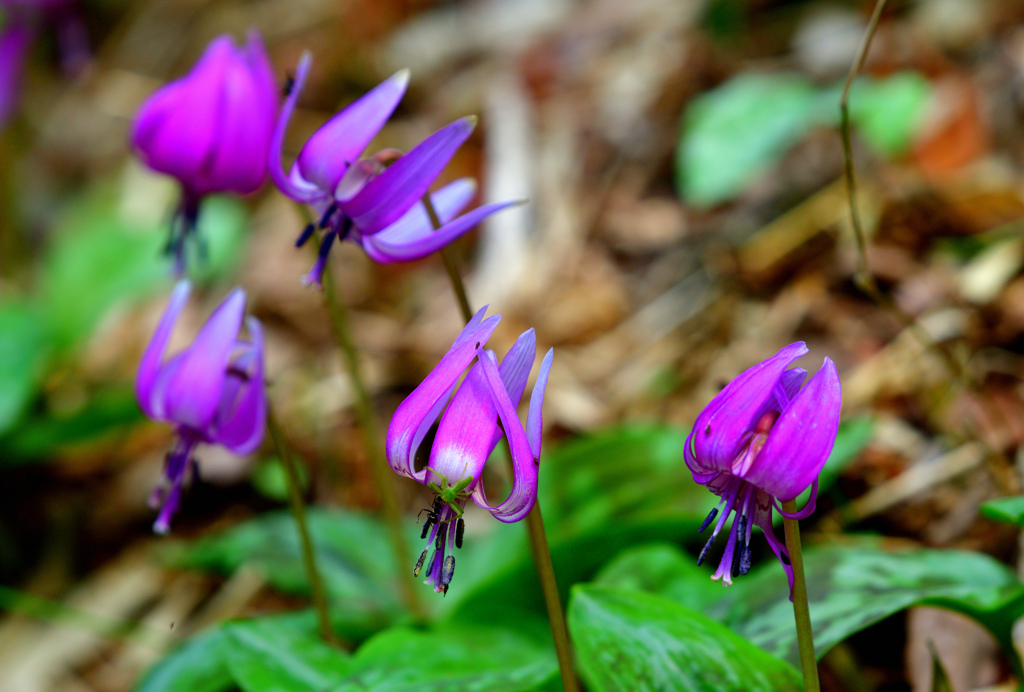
684, 342, 840, 594
387, 307, 553, 595
132, 32, 278, 275
270, 53, 519, 288
136, 281, 266, 534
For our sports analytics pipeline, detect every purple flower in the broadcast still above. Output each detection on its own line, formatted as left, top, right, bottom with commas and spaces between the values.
0, 21, 30, 127
132, 32, 278, 275
270, 53, 519, 288
387, 307, 553, 594
684, 342, 840, 593
136, 281, 266, 534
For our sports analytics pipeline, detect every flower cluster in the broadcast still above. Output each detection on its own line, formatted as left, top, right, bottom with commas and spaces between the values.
270, 53, 519, 287
136, 282, 266, 534
684, 342, 840, 593
387, 307, 553, 594
132, 32, 278, 274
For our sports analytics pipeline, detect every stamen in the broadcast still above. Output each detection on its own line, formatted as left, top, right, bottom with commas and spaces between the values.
420, 516, 434, 540
318, 204, 338, 229
730, 515, 747, 578
455, 517, 465, 549
336, 216, 354, 242
699, 507, 719, 533
435, 524, 446, 553
697, 533, 716, 566
413, 549, 427, 577
441, 555, 455, 596
295, 223, 315, 248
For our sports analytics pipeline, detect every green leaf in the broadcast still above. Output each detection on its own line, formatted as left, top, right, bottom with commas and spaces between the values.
569, 585, 801, 692
170, 509, 407, 640
980, 496, 1024, 525
592, 543, 728, 614
332, 621, 557, 691
186, 195, 249, 284
848, 72, 931, 157
223, 612, 351, 692
676, 72, 829, 208
716, 539, 1024, 666
250, 457, 307, 502
0, 300, 47, 435
133, 628, 233, 692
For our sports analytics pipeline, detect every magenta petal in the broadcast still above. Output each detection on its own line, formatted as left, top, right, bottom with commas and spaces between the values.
212, 317, 266, 454
690, 342, 808, 476
385, 310, 500, 480
137, 281, 192, 419
526, 348, 553, 461
268, 52, 323, 204
0, 23, 31, 126
163, 289, 246, 430
471, 351, 538, 522
295, 69, 409, 194
428, 362, 494, 487
499, 329, 536, 410
343, 117, 476, 234
365, 178, 475, 246
361, 199, 520, 263
742, 358, 841, 501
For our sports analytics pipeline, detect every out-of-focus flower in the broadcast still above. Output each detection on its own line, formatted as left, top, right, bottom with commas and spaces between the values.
136, 281, 266, 534
387, 307, 553, 595
684, 342, 840, 593
270, 53, 519, 288
0, 21, 30, 126
132, 32, 278, 274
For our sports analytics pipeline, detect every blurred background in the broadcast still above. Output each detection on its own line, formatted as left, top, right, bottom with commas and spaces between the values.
4, 0, 1024, 690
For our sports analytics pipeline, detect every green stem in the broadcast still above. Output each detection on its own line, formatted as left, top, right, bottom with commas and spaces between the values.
293, 202, 425, 620
266, 405, 341, 648
781, 500, 819, 692
421, 193, 580, 692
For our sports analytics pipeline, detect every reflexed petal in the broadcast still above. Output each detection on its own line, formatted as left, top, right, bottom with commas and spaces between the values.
212, 317, 266, 454
742, 357, 841, 501
267, 52, 324, 204
526, 348, 553, 460
366, 178, 476, 247
137, 281, 192, 419
163, 288, 246, 430
295, 69, 409, 194
753, 498, 795, 598
343, 117, 476, 234
361, 200, 520, 263
471, 351, 538, 522
386, 309, 499, 480
690, 342, 809, 476
499, 329, 536, 410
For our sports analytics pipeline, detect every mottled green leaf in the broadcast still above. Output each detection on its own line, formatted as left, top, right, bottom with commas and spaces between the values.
133, 628, 232, 692
331, 622, 557, 692
569, 585, 801, 692
223, 612, 351, 692
592, 543, 727, 614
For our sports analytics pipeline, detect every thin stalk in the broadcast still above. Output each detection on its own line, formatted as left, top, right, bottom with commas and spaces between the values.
266, 405, 341, 648
292, 202, 426, 620
321, 261, 427, 621
421, 193, 580, 692
781, 499, 819, 692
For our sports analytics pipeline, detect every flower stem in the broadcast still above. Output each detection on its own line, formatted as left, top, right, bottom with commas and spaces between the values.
421, 193, 580, 692
781, 499, 819, 692
321, 264, 427, 621
265, 405, 341, 648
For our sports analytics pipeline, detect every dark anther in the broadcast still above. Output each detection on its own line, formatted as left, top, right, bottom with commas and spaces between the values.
698, 507, 719, 533
316, 229, 337, 259
420, 516, 434, 540
318, 204, 338, 229
283, 73, 295, 96
697, 533, 716, 566
441, 555, 455, 596
336, 216, 354, 242
736, 514, 752, 575
739, 545, 752, 575
413, 549, 427, 577
730, 515, 748, 578
780, 551, 791, 566
435, 525, 447, 553
295, 223, 315, 248
455, 518, 465, 549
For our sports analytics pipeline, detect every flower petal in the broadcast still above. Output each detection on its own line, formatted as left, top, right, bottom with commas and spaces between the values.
361, 199, 521, 263
211, 316, 266, 454
162, 288, 246, 430
0, 23, 31, 127
342, 116, 476, 235
742, 358, 841, 501
385, 307, 499, 480
690, 342, 809, 476
428, 361, 493, 488
137, 281, 192, 419
526, 348, 553, 461
470, 351, 538, 522
296, 69, 409, 194
267, 52, 326, 204
365, 178, 475, 246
